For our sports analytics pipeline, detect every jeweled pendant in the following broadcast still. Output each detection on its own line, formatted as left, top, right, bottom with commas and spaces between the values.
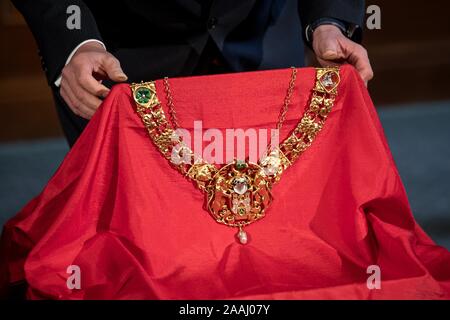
237, 228, 248, 244
206, 160, 272, 229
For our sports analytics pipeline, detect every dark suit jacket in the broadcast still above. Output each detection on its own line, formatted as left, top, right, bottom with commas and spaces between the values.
12, 0, 364, 145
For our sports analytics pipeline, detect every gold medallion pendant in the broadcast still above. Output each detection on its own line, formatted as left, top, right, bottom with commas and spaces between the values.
207, 160, 272, 244
131, 67, 340, 244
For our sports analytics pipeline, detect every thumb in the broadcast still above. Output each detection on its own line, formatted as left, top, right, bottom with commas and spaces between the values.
101, 54, 128, 82
319, 40, 342, 61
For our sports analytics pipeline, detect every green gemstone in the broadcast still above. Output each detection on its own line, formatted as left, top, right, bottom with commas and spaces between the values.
138, 87, 150, 96
135, 88, 151, 104
235, 160, 247, 170
238, 208, 245, 215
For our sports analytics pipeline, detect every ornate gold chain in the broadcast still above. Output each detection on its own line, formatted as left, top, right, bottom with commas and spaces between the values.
163, 77, 181, 129
131, 67, 340, 244
277, 67, 297, 130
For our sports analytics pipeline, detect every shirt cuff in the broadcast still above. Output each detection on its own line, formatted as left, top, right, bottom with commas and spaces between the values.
54, 39, 106, 87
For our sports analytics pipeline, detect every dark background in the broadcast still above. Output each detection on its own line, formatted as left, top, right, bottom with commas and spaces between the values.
0, 0, 449, 248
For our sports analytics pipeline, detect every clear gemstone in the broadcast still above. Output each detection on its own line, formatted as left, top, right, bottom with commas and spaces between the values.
319, 71, 339, 92
261, 155, 281, 176
321, 73, 334, 86
233, 177, 248, 195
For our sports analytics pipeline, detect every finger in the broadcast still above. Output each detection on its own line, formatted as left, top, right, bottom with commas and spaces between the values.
319, 40, 342, 61
316, 57, 342, 68
342, 40, 374, 83
77, 66, 110, 98
61, 80, 94, 119
92, 68, 108, 81
62, 83, 93, 119
314, 35, 345, 63
60, 76, 80, 115
72, 84, 103, 113
348, 49, 373, 83
64, 70, 104, 111
60, 84, 77, 114
101, 54, 127, 82
61, 83, 84, 118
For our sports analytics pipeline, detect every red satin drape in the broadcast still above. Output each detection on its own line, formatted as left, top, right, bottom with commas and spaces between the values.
1, 65, 449, 299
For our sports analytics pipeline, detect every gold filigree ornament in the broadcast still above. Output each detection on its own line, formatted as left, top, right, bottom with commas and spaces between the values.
131, 67, 340, 244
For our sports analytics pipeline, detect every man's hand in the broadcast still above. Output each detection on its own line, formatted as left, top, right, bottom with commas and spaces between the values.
60, 42, 128, 119
312, 24, 373, 84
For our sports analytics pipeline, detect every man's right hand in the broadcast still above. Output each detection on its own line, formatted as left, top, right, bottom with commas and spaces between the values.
59, 42, 128, 119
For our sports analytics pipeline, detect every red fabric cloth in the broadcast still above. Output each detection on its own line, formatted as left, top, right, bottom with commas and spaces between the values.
1, 65, 450, 299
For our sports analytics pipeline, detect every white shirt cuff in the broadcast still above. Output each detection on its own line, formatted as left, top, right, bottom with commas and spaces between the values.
54, 39, 106, 87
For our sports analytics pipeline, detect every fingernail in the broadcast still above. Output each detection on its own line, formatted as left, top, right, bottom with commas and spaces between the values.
117, 73, 128, 81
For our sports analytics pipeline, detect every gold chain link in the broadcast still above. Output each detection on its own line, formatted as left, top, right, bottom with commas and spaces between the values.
163, 77, 181, 129
276, 67, 297, 130
162, 68, 298, 130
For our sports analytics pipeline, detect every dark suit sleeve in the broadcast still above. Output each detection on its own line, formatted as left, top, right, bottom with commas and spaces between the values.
11, 0, 103, 85
298, 0, 365, 42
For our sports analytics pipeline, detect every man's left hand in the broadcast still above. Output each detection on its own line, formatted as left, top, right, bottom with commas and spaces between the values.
312, 24, 373, 84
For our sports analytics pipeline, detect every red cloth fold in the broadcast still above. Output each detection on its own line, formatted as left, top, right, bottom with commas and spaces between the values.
1, 65, 449, 299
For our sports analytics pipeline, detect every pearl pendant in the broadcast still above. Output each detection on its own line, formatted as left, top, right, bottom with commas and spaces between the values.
237, 228, 248, 244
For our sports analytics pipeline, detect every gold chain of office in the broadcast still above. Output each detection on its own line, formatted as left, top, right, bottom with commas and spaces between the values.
130, 67, 340, 244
